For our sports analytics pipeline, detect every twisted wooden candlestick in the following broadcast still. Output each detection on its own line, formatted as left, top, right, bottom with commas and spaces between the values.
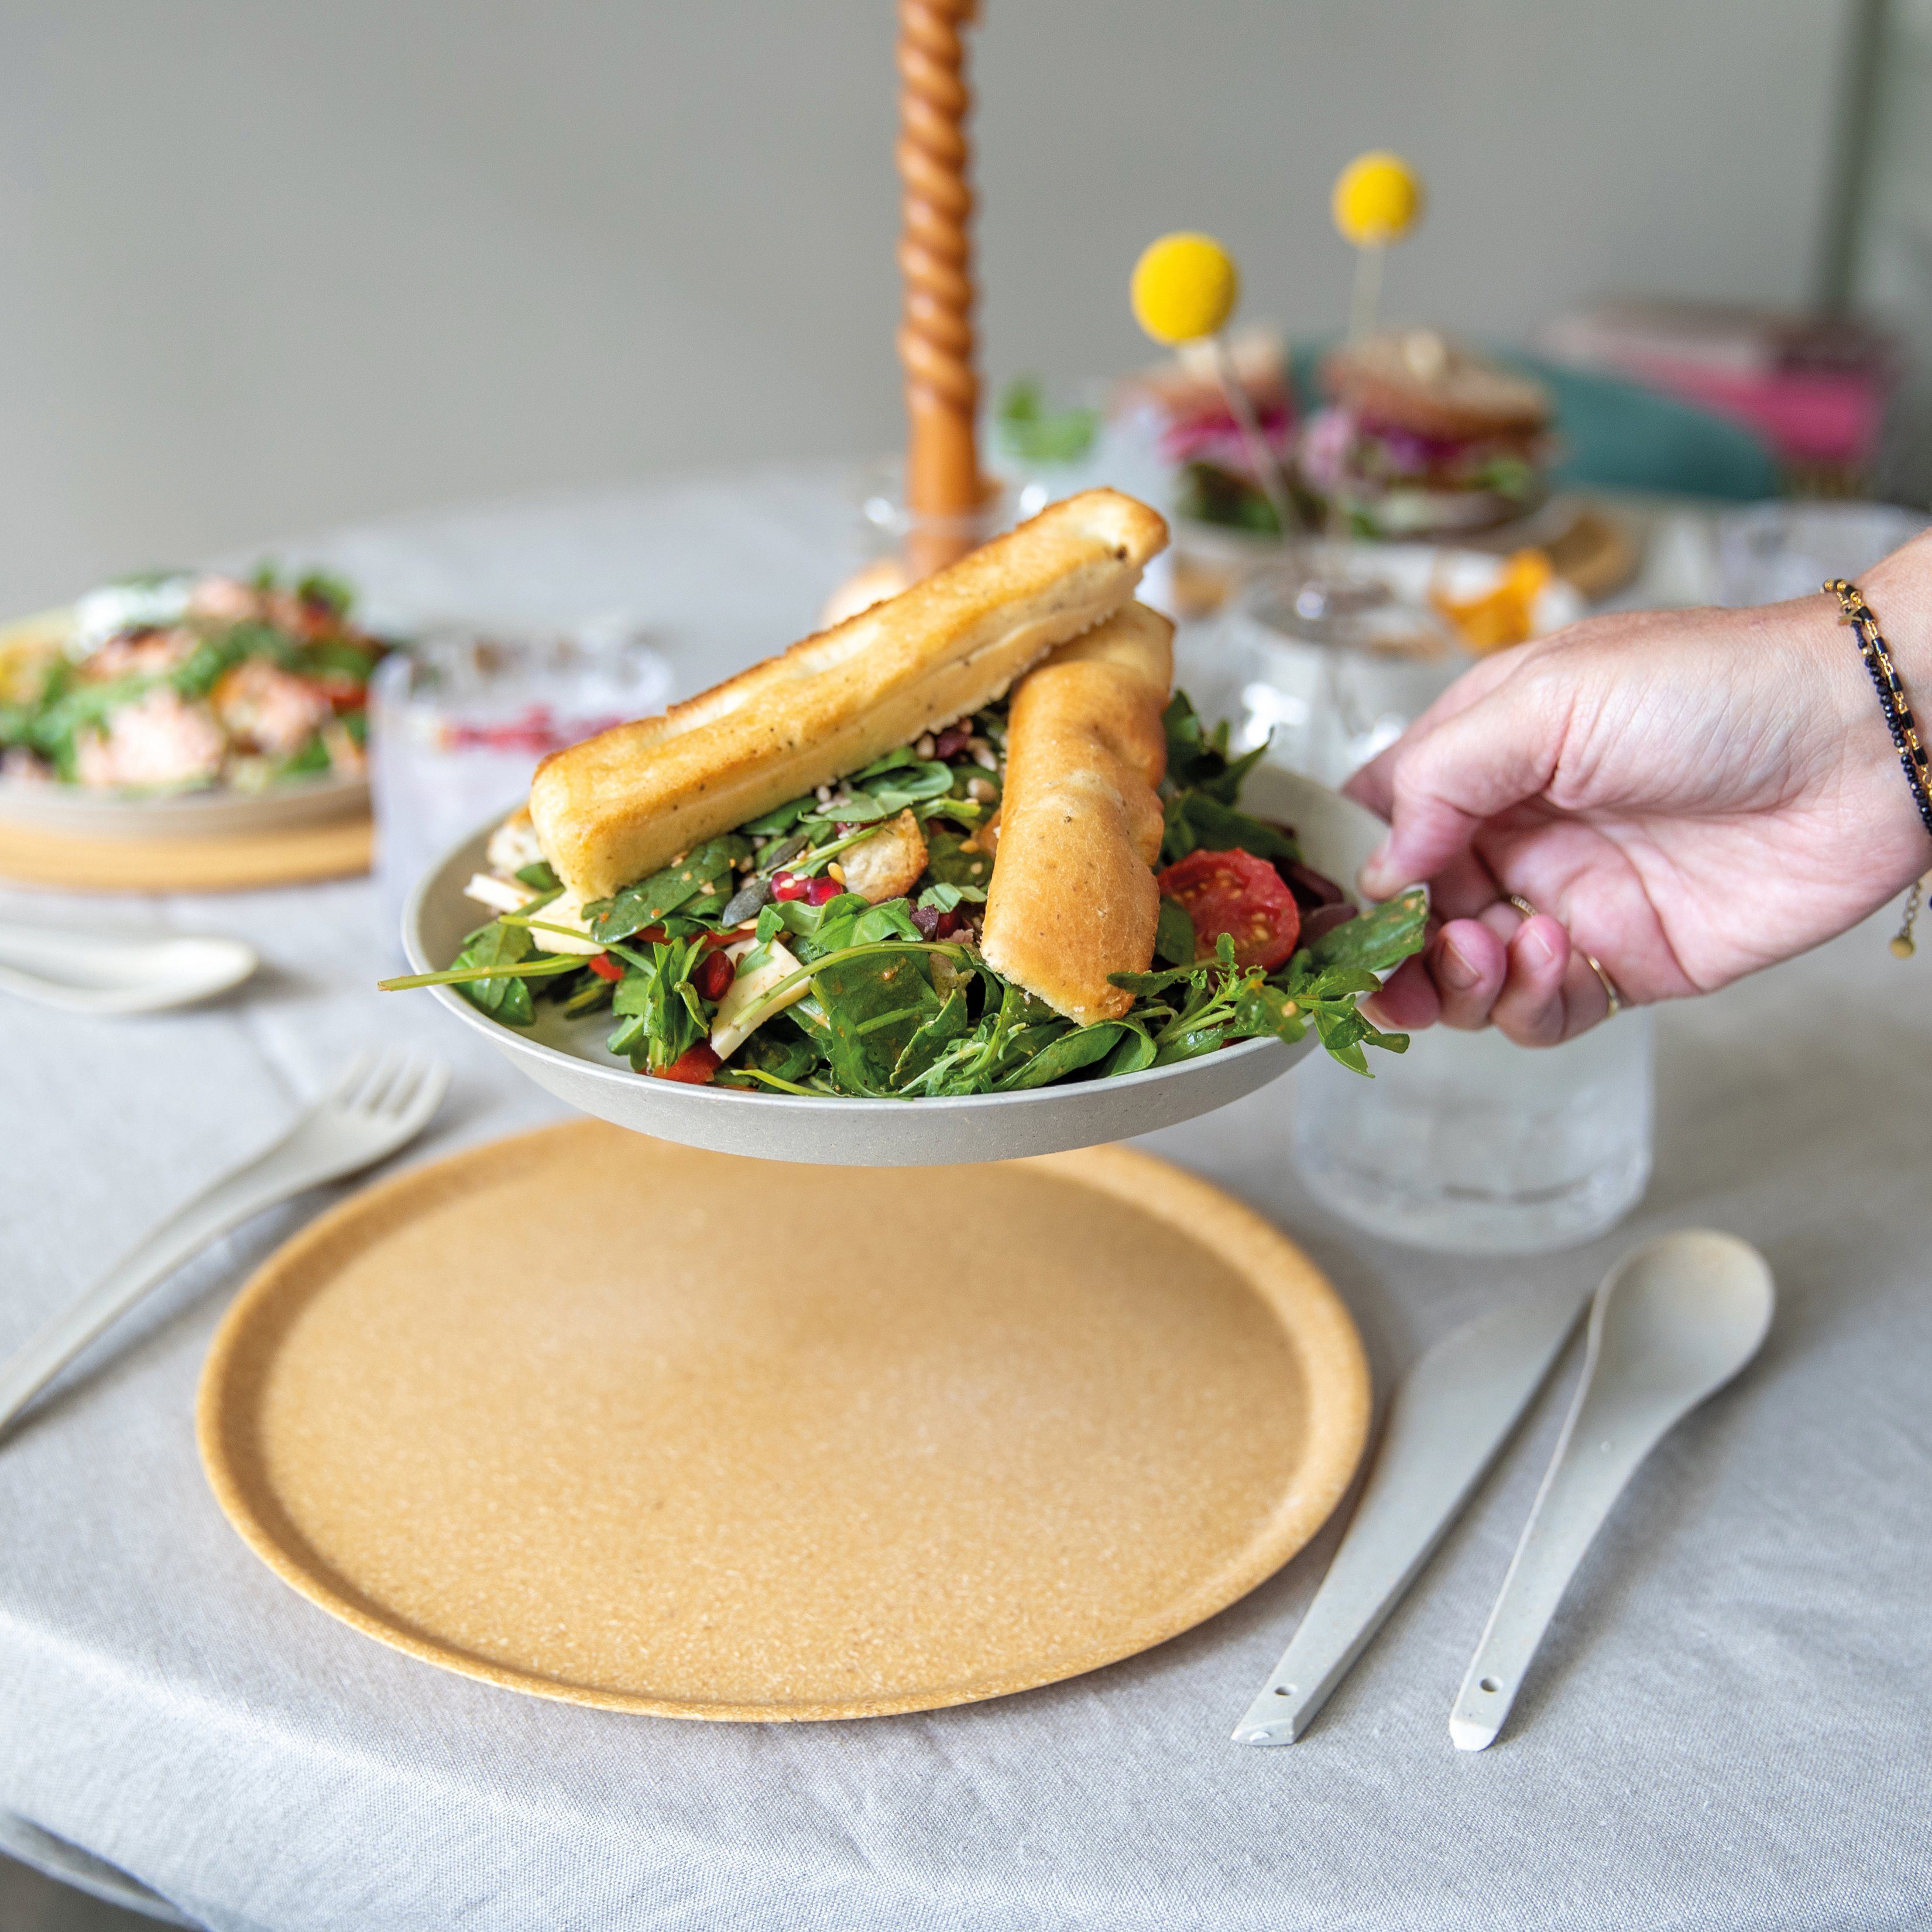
897, 0, 981, 576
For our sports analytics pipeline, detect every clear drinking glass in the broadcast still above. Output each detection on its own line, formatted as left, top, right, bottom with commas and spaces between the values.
1715, 500, 1926, 607
1292, 1011, 1654, 1255
368, 622, 672, 955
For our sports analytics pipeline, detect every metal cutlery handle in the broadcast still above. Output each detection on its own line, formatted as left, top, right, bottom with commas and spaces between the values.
1234, 1278, 1591, 1746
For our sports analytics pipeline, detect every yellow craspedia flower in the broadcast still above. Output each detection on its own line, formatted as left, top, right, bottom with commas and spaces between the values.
1332, 152, 1424, 246
1130, 232, 1239, 346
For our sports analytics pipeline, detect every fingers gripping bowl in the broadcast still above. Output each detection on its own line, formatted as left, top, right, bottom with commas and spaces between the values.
390, 491, 1426, 1165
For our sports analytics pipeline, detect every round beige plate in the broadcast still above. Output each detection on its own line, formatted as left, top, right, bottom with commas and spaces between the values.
0, 811, 371, 893
199, 1121, 1370, 1721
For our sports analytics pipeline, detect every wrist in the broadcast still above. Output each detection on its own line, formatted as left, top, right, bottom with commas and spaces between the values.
1827, 535, 1932, 879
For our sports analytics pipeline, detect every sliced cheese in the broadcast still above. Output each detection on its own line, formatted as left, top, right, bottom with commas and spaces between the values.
527, 887, 604, 958
710, 937, 808, 1061
464, 871, 531, 916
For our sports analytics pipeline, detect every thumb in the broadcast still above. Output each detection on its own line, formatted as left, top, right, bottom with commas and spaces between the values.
1359, 663, 1567, 897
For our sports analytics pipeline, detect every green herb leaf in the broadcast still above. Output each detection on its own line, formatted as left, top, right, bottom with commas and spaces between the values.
1302, 890, 1428, 974
1161, 791, 1300, 867
742, 797, 813, 836
1154, 897, 1197, 967
589, 835, 750, 941
998, 1021, 1123, 1090
925, 828, 995, 893
514, 859, 560, 890
1100, 1019, 1159, 1078
811, 952, 943, 1095
452, 919, 535, 1025
995, 376, 1099, 465
892, 987, 973, 1087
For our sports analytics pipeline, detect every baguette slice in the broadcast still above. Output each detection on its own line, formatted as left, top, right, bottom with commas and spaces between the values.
530, 489, 1168, 900
978, 602, 1174, 1024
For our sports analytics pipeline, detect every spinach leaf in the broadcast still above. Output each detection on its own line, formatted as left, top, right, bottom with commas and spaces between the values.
514, 859, 560, 891
452, 920, 535, 1026
1154, 897, 1197, 967
741, 796, 813, 836
1100, 1019, 1159, 1078
925, 828, 996, 893
589, 835, 750, 941
871, 760, 956, 811
999, 1022, 1124, 1090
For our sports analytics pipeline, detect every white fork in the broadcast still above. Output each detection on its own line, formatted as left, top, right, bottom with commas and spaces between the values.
0, 1050, 449, 1438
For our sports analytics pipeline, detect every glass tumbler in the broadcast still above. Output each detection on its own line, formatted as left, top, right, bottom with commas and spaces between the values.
1292, 1011, 1654, 1255
368, 622, 672, 956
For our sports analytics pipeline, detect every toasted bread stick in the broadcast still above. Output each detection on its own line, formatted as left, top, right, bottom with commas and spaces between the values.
979, 602, 1173, 1024
529, 490, 1168, 900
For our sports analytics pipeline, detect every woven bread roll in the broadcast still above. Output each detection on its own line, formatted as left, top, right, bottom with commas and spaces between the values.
979, 602, 1173, 1024
529, 489, 1168, 900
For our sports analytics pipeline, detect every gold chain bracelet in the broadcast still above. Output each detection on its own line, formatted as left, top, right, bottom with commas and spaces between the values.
1823, 578, 1932, 956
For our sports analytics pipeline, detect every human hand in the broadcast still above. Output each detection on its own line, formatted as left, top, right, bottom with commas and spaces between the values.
1346, 534, 1932, 1045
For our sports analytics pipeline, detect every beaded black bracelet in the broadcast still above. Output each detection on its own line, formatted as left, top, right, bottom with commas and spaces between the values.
1825, 578, 1932, 836
1825, 578, 1932, 956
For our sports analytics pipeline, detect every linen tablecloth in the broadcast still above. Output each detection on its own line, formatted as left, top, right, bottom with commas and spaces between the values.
2, 467, 1928, 1932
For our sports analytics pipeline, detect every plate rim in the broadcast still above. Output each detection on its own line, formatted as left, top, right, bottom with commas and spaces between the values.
197, 1118, 1372, 1722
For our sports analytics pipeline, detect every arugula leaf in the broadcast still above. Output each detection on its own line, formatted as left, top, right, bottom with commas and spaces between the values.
1161, 791, 1301, 867
607, 933, 709, 1071
893, 987, 973, 1087
810, 952, 943, 1095
514, 859, 560, 891
1162, 691, 1266, 804
588, 835, 750, 941
452, 919, 535, 1026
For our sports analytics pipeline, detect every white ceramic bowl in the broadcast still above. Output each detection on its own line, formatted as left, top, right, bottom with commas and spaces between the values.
402, 766, 1403, 1166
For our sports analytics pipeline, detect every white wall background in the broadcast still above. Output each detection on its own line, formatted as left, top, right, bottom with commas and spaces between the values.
0, 0, 1854, 614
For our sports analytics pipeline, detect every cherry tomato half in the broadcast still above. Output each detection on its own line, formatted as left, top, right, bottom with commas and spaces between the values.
1157, 847, 1302, 970
650, 1042, 721, 1085
586, 952, 625, 982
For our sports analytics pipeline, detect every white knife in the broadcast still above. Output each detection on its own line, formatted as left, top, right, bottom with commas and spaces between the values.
1232, 1277, 1592, 1745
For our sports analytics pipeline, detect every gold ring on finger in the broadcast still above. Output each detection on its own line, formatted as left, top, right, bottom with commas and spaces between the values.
1504, 894, 1624, 1019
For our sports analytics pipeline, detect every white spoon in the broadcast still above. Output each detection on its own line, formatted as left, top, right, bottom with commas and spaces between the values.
0, 918, 258, 1015
1449, 1228, 1775, 1751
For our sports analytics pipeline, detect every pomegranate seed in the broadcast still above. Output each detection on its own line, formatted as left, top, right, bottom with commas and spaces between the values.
805, 875, 845, 905
771, 870, 808, 901
933, 908, 963, 939
933, 724, 971, 761
586, 951, 624, 982
693, 948, 736, 1002
651, 1042, 720, 1085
